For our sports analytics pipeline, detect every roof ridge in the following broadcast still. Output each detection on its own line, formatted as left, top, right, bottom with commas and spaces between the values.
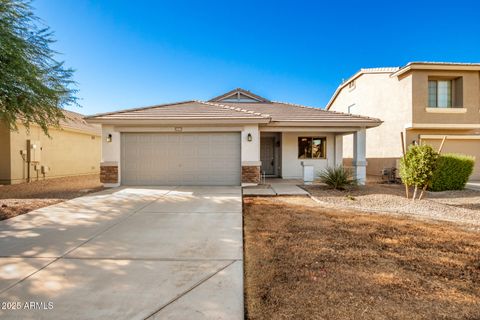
272, 100, 382, 122
198, 100, 271, 118
85, 100, 195, 119
208, 88, 270, 103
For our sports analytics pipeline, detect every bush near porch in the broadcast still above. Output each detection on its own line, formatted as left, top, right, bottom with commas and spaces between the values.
430, 153, 475, 191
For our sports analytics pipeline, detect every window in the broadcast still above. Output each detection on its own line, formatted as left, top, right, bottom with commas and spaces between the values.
298, 137, 327, 159
428, 80, 452, 108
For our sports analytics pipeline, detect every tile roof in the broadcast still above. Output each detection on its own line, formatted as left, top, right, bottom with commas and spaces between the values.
60, 110, 101, 135
86, 98, 381, 127
360, 67, 400, 73
217, 101, 381, 124
86, 101, 269, 121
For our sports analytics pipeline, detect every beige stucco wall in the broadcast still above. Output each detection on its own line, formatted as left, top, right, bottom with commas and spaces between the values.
329, 72, 412, 175
0, 123, 11, 183
330, 68, 480, 177
411, 70, 480, 125
7, 125, 101, 184
281, 132, 335, 179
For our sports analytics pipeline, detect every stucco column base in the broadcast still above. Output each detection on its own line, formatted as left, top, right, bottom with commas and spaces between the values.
241, 165, 261, 184
353, 161, 367, 186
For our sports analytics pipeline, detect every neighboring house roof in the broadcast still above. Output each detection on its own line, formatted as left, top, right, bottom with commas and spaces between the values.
86, 89, 381, 127
59, 110, 101, 135
390, 61, 480, 77
326, 61, 480, 110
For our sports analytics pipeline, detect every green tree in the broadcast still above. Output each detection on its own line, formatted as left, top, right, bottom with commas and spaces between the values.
0, 0, 77, 135
400, 144, 439, 200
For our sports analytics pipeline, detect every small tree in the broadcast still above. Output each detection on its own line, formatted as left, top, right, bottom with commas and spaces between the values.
0, 0, 78, 135
400, 144, 438, 200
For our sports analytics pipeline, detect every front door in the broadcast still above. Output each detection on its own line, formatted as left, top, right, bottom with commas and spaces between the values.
260, 137, 275, 176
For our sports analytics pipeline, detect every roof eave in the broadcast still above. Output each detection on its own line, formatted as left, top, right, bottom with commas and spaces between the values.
391, 62, 480, 78
265, 120, 382, 128
85, 118, 271, 125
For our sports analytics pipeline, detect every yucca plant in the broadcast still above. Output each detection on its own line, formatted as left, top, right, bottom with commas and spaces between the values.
318, 166, 357, 190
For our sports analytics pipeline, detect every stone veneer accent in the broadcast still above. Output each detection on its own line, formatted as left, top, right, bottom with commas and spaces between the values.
100, 165, 118, 184
241, 165, 260, 184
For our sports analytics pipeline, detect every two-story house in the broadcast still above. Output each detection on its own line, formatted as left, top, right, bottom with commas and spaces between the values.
327, 62, 480, 180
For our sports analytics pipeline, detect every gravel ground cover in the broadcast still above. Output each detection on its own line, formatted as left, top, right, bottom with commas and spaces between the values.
244, 196, 480, 320
304, 183, 480, 229
0, 174, 103, 220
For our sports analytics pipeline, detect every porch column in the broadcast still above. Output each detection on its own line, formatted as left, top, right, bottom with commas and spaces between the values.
353, 128, 367, 185
100, 125, 121, 187
241, 125, 261, 185
334, 134, 343, 167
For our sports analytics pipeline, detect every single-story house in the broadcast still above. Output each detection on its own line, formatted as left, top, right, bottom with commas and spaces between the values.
85, 88, 381, 187
0, 110, 101, 184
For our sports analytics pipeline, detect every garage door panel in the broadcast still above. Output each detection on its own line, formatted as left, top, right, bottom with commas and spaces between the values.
121, 133, 241, 185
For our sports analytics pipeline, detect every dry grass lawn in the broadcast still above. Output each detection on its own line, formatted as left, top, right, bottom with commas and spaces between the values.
244, 196, 480, 320
0, 174, 103, 220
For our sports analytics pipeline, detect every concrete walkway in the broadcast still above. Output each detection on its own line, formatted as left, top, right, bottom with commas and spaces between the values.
0, 186, 243, 319
466, 181, 480, 191
243, 183, 309, 196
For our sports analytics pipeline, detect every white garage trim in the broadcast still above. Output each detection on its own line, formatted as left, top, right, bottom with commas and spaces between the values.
420, 134, 480, 140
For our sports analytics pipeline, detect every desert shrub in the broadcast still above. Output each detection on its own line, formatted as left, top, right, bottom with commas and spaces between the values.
400, 144, 439, 190
318, 166, 356, 190
430, 153, 475, 191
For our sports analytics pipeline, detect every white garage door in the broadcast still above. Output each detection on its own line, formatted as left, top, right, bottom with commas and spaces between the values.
121, 132, 241, 185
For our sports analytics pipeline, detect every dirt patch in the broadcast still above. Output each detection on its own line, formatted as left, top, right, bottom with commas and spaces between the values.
0, 174, 103, 220
304, 183, 480, 229
243, 196, 480, 320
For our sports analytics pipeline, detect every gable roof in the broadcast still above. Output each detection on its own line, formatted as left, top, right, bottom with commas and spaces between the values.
86, 90, 381, 127
209, 88, 270, 103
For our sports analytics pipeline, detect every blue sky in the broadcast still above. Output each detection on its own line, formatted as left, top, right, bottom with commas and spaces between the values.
35, 0, 480, 115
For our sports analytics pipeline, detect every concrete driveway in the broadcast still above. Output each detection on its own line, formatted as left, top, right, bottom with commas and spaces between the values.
0, 186, 243, 319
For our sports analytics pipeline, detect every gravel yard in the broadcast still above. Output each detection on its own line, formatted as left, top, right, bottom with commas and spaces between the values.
0, 174, 103, 220
304, 183, 480, 229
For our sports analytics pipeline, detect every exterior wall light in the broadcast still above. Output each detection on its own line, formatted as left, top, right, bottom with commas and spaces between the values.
247, 133, 253, 142
106, 134, 112, 143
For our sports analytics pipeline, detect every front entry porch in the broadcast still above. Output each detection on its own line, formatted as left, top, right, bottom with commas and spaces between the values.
258, 128, 367, 185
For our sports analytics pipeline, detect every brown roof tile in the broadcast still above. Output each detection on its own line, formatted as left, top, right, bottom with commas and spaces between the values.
85, 101, 269, 121
214, 101, 381, 125
85, 94, 381, 127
